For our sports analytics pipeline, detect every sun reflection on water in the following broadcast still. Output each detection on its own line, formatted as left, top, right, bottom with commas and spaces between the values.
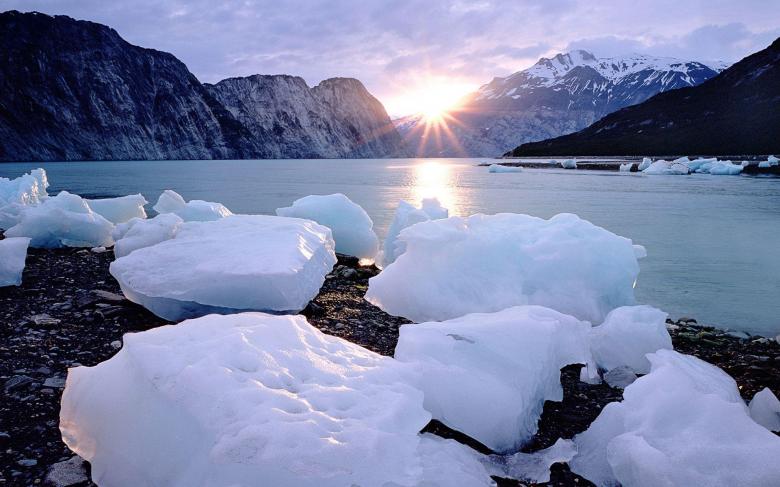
411, 161, 458, 214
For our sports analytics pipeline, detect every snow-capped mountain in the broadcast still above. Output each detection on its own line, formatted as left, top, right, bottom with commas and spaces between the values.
397, 50, 727, 157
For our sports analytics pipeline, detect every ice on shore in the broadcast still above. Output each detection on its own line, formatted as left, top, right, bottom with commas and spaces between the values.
367, 213, 640, 324
86, 194, 148, 224
487, 438, 576, 483
109, 215, 336, 320
276, 193, 379, 260
488, 164, 522, 173
0, 237, 30, 286
0, 168, 49, 229
560, 159, 577, 169
381, 198, 448, 266
619, 163, 633, 172
759, 155, 779, 168
59, 313, 440, 487
5, 191, 114, 248
749, 387, 780, 432
153, 189, 232, 221
112, 213, 184, 258
590, 305, 672, 374
637, 158, 652, 171
570, 350, 780, 486
642, 159, 691, 175
417, 435, 495, 486
394, 306, 592, 452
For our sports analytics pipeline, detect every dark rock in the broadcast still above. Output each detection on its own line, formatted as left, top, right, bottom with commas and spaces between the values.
4, 375, 33, 392
45, 456, 88, 487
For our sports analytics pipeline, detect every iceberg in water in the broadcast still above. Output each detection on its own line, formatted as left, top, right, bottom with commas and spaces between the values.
642, 158, 691, 175
488, 164, 522, 173
276, 193, 379, 260
86, 194, 148, 224
759, 155, 779, 168
112, 213, 184, 258
153, 189, 232, 221
381, 198, 448, 266
0, 168, 49, 229
0, 237, 30, 286
570, 350, 780, 487
109, 215, 336, 320
59, 312, 494, 487
367, 213, 640, 324
589, 305, 673, 375
637, 158, 652, 171
394, 306, 592, 452
5, 191, 114, 248
619, 163, 633, 172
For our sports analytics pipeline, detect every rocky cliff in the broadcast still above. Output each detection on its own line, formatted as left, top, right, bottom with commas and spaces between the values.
0, 11, 405, 161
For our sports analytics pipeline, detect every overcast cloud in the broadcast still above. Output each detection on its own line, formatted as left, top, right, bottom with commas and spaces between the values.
3, 0, 779, 115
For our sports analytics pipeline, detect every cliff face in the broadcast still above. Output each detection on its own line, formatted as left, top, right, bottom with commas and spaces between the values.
396, 50, 724, 157
0, 11, 405, 161
205, 76, 407, 159
508, 38, 780, 156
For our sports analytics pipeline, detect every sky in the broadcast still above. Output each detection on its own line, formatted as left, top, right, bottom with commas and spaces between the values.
3, 0, 780, 117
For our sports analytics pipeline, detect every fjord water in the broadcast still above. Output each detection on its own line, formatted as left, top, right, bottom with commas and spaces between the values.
2, 158, 779, 336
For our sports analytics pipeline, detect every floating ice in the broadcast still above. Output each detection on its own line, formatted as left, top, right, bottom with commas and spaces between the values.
619, 163, 633, 172
110, 215, 336, 320
590, 305, 672, 374
86, 194, 148, 224
758, 160, 771, 168
488, 164, 522, 173
112, 213, 184, 258
60, 312, 460, 487
487, 439, 576, 483
570, 350, 780, 487
394, 306, 592, 452
153, 189, 232, 221
381, 198, 448, 266
637, 158, 652, 171
0, 237, 30, 286
685, 158, 743, 175
560, 159, 577, 169
368, 213, 640, 323
0, 168, 49, 229
759, 155, 779, 168
749, 387, 780, 432
5, 191, 114, 248
642, 159, 690, 175
276, 193, 379, 260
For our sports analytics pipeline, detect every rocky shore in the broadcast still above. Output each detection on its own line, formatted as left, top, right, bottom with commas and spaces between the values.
1, 247, 779, 486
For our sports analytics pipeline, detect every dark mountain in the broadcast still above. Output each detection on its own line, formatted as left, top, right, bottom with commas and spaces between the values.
507, 39, 780, 157
396, 50, 724, 157
0, 11, 405, 161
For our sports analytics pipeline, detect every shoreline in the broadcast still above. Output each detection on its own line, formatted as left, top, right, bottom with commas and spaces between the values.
1, 247, 779, 486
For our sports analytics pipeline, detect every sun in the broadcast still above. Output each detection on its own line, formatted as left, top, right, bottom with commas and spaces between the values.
386, 78, 475, 122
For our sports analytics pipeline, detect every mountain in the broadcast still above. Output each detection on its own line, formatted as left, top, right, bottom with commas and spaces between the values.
0, 11, 405, 161
507, 38, 780, 156
206, 76, 406, 159
397, 50, 725, 157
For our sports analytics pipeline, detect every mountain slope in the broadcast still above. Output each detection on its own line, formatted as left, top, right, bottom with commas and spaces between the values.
507, 38, 780, 156
0, 11, 405, 161
397, 50, 724, 157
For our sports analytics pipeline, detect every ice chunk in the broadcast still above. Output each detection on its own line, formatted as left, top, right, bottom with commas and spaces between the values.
0, 237, 30, 286
637, 157, 652, 171
486, 439, 576, 483
642, 159, 690, 175
488, 164, 522, 173
417, 435, 495, 486
706, 161, 743, 175
112, 213, 184, 258
759, 160, 771, 168
276, 193, 379, 260
602, 366, 637, 389
590, 305, 672, 374
153, 189, 232, 222
110, 215, 336, 320
768, 155, 779, 165
619, 163, 633, 172
749, 388, 780, 432
0, 168, 49, 229
368, 213, 640, 324
381, 198, 448, 266
86, 194, 148, 224
394, 306, 593, 452
632, 244, 647, 259
570, 350, 780, 487
560, 159, 577, 169
5, 191, 114, 248
60, 313, 443, 487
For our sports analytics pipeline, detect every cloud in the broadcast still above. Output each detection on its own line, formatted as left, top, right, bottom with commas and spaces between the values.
2, 0, 779, 115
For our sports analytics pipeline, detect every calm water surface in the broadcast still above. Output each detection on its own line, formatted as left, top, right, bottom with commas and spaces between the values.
2, 158, 779, 336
